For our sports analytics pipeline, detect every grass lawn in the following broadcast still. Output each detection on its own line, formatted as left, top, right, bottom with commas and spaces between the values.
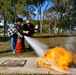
0, 34, 76, 57
0, 74, 55, 75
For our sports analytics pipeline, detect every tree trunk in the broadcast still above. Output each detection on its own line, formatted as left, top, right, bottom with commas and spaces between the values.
40, 19, 43, 33
12, 16, 16, 23
48, 23, 51, 35
4, 19, 7, 38
39, 8, 43, 33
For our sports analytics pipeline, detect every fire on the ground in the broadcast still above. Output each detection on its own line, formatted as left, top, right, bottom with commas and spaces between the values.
37, 47, 72, 71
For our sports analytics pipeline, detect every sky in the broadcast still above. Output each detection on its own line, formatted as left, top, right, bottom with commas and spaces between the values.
1, 20, 4, 25
34, 1, 54, 20
42, 1, 54, 11
23, 1, 54, 20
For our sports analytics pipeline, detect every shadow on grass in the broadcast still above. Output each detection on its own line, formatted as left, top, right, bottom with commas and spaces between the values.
0, 48, 34, 54
0, 50, 11, 54
0, 35, 76, 42
34, 35, 76, 38
0, 37, 9, 42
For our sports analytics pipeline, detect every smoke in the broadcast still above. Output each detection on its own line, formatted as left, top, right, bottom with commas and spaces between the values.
60, 36, 76, 53
24, 36, 49, 56
61, 37, 76, 53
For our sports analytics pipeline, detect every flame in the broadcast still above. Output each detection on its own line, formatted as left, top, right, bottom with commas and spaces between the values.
37, 47, 72, 71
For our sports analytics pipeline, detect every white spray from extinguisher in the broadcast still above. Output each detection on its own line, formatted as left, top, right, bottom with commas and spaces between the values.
24, 36, 49, 56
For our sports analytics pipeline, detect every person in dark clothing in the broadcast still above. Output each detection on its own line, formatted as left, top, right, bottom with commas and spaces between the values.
15, 18, 26, 52
22, 19, 35, 51
22, 20, 34, 36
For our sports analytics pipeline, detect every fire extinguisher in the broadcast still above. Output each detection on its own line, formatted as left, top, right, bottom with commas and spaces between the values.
16, 36, 21, 53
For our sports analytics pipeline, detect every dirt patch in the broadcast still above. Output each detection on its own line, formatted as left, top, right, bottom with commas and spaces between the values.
0, 60, 27, 67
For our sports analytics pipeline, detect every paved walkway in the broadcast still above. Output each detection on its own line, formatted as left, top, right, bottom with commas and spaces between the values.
0, 57, 76, 74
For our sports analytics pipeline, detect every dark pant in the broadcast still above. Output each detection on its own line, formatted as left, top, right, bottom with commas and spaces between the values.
21, 36, 33, 51
21, 37, 25, 51
29, 44, 33, 51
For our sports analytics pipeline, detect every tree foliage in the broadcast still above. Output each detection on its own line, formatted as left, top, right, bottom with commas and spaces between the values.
44, 0, 76, 28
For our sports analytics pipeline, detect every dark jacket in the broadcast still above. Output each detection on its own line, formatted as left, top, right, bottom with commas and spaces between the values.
22, 23, 34, 36
17, 25, 23, 35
